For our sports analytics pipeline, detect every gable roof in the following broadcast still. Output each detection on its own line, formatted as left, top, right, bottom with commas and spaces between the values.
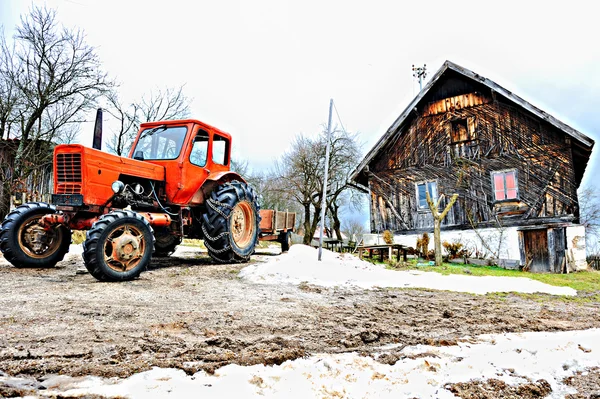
350, 60, 595, 185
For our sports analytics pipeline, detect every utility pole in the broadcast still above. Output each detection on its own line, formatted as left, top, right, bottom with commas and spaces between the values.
412, 64, 428, 91
318, 99, 334, 261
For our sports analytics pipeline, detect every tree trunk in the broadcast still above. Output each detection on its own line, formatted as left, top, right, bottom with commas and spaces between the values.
434, 219, 442, 266
303, 204, 312, 245
309, 206, 321, 244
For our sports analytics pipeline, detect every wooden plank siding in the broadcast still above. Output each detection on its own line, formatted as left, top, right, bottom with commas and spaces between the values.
367, 91, 579, 233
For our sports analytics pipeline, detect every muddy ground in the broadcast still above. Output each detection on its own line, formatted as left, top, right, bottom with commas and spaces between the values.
1, 245, 600, 398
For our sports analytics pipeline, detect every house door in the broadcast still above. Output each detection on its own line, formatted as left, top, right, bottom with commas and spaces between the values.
553, 228, 566, 273
523, 229, 549, 272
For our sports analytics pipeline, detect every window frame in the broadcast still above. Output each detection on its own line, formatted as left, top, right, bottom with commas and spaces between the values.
189, 129, 210, 168
491, 169, 519, 202
415, 180, 438, 210
132, 125, 188, 161
211, 133, 230, 166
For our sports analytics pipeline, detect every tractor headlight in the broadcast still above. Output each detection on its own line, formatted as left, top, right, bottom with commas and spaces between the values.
111, 180, 125, 194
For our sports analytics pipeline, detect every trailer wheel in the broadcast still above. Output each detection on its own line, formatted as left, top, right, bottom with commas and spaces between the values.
154, 229, 182, 257
202, 180, 260, 263
279, 231, 292, 253
0, 202, 71, 268
83, 210, 154, 281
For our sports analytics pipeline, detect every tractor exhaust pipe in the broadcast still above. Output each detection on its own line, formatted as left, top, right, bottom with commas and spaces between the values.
92, 108, 103, 150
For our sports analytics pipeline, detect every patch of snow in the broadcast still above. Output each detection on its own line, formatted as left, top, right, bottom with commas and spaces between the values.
239, 245, 576, 296
9, 328, 598, 398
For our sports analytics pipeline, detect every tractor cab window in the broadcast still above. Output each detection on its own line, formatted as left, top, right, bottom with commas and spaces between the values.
190, 130, 209, 167
133, 126, 187, 160
212, 134, 230, 166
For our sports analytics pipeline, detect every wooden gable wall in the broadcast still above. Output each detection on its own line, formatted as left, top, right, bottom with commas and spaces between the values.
367, 88, 579, 233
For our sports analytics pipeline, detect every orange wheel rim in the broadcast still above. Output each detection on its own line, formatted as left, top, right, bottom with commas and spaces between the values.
17, 215, 62, 259
103, 224, 145, 272
230, 201, 256, 250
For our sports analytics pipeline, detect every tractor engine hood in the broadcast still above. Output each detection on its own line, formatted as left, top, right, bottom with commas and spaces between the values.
53, 144, 165, 207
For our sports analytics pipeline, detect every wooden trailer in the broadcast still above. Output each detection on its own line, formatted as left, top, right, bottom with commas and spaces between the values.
258, 209, 296, 252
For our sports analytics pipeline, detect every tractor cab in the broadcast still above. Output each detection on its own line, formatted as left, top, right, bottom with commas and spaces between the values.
128, 120, 238, 205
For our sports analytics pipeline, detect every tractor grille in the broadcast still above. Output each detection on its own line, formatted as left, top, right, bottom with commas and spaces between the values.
56, 153, 82, 194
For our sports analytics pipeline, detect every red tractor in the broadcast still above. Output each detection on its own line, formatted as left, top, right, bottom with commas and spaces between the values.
0, 119, 263, 281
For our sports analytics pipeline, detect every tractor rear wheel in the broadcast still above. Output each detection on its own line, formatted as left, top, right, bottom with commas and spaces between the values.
0, 202, 71, 268
202, 180, 260, 263
83, 210, 154, 281
154, 229, 182, 257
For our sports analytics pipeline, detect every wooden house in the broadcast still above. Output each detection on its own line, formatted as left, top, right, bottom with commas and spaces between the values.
351, 61, 594, 272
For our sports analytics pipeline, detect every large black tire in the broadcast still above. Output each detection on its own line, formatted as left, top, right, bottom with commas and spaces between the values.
279, 231, 292, 253
202, 180, 260, 263
0, 202, 71, 268
82, 210, 154, 282
154, 229, 182, 257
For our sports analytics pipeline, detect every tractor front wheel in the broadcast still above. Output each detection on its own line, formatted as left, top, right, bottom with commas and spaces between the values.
0, 202, 71, 268
83, 210, 154, 281
202, 180, 260, 263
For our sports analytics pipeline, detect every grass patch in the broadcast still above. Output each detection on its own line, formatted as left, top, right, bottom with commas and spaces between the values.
383, 258, 600, 296
182, 238, 205, 248
71, 230, 86, 245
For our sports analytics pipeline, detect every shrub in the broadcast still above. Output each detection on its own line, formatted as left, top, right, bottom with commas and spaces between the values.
416, 232, 430, 259
382, 230, 394, 245
442, 240, 463, 258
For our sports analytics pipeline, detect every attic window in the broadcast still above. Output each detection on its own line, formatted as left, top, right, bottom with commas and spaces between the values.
492, 170, 518, 201
451, 118, 475, 142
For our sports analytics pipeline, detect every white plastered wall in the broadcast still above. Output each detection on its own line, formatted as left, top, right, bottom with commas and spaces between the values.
566, 225, 587, 271
362, 224, 588, 271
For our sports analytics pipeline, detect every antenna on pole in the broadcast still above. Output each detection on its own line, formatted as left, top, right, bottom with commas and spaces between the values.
412, 64, 427, 92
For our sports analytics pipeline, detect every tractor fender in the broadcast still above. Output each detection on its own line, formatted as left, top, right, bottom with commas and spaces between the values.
196, 171, 246, 204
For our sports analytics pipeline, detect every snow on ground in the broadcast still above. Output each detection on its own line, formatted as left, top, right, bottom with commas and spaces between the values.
240, 245, 576, 296
7, 329, 598, 398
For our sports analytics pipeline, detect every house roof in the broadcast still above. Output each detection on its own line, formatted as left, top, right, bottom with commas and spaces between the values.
350, 60, 595, 185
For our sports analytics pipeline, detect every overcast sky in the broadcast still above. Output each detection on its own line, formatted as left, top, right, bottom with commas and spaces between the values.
1, 0, 598, 201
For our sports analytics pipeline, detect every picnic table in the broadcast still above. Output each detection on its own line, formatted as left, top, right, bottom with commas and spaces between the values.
323, 239, 342, 252
356, 243, 408, 262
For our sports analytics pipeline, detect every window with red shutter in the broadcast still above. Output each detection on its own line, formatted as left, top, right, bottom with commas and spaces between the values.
492, 170, 518, 201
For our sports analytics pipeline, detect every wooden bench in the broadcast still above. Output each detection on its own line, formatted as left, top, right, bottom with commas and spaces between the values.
356, 244, 408, 262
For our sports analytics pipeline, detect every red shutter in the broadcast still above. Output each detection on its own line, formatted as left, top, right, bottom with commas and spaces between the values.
493, 174, 505, 200
505, 172, 517, 199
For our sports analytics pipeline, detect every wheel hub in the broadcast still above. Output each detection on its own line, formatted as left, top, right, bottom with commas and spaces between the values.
114, 233, 140, 261
230, 201, 255, 249
104, 225, 145, 272
18, 216, 61, 258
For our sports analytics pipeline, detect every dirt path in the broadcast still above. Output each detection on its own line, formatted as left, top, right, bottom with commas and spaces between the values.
1, 245, 600, 395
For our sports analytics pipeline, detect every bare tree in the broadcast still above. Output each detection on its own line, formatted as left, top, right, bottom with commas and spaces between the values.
0, 31, 19, 141
106, 85, 190, 156
0, 6, 113, 218
138, 86, 190, 123
426, 191, 459, 266
579, 186, 600, 237
271, 127, 363, 245
321, 128, 363, 240
272, 135, 323, 244
105, 90, 139, 156
342, 217, 366, 243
